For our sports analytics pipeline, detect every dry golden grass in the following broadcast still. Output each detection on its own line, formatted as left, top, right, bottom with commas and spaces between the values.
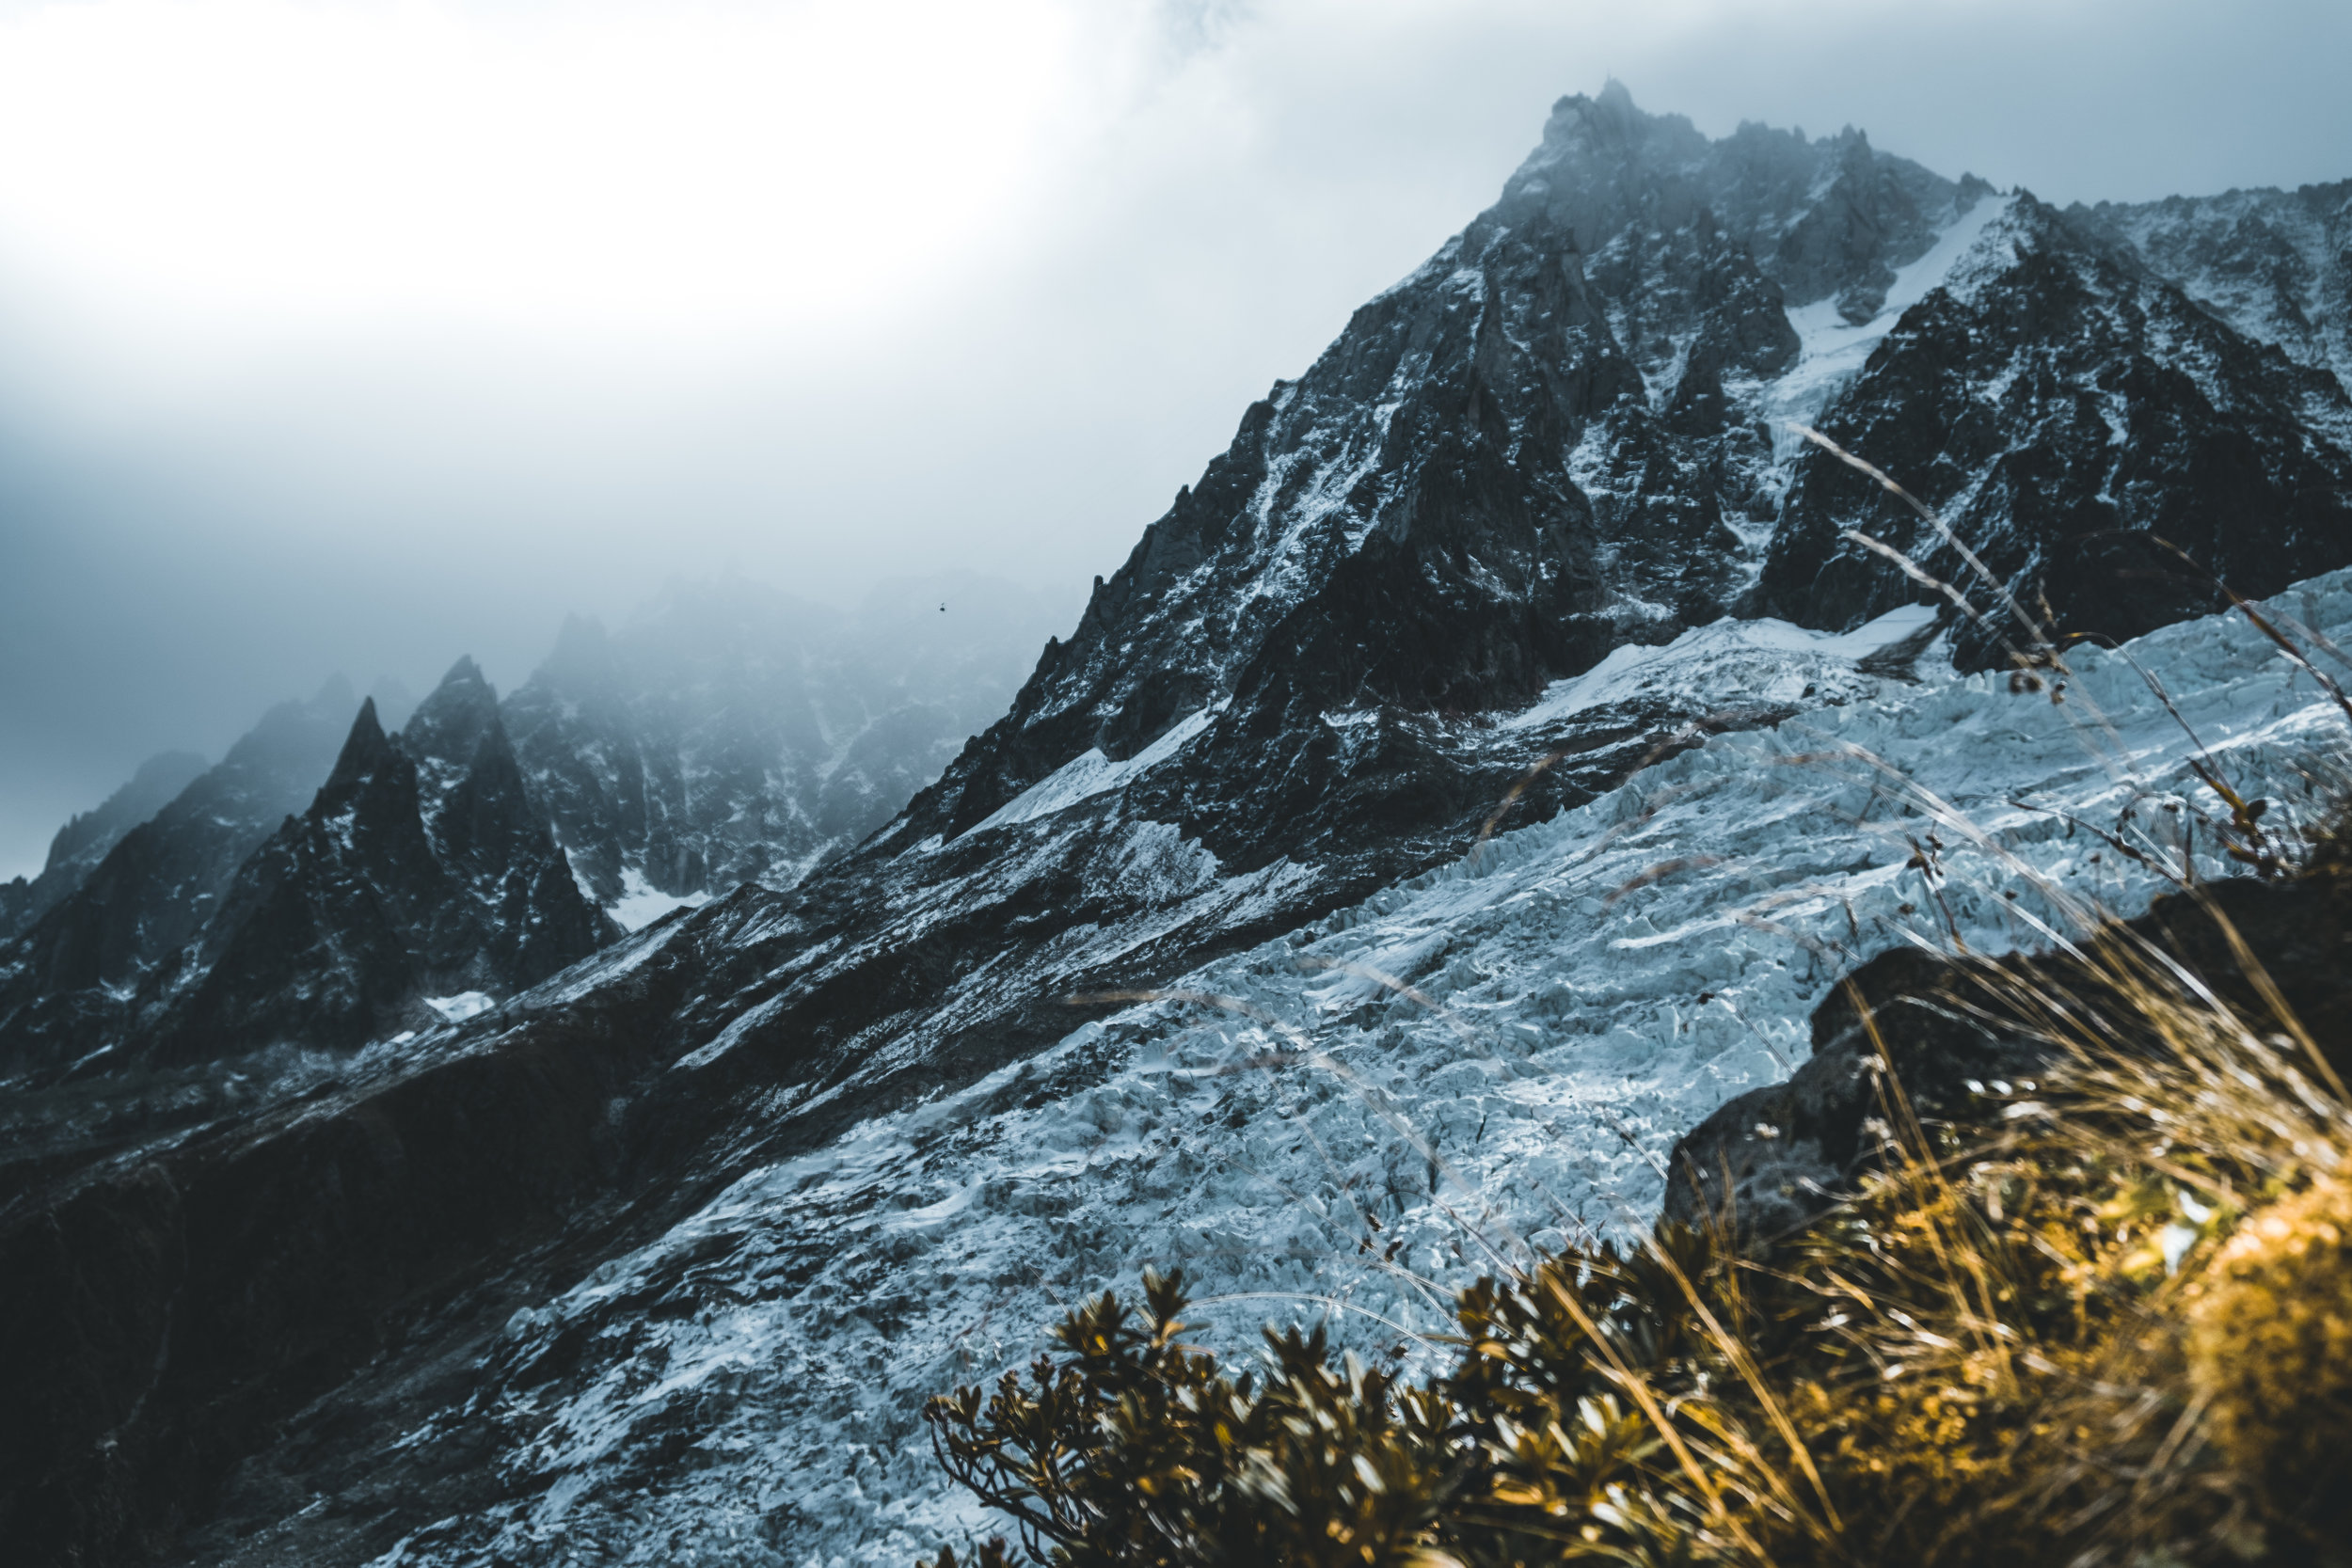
925, 904, 2352, 1566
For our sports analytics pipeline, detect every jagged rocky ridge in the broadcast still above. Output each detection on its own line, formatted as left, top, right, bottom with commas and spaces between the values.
0, 681, 364, 1069
0, 751, 210, 942
1759, 191, 2352, 664
141, 663, 614, 1066
0, 575, 1057, 1084
0, 663, 609, 1090
3, 84, 2352, 1568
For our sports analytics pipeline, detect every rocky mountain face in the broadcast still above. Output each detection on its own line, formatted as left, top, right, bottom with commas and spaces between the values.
0, 680, 361, 1072
0, 666, 613, 1225
136, 662, 614, 1067
5, 84, 2352, 1568
2079, 180, 2352, 394
0, 574, 1057, 1089
893, 85, 2352, 870
1758, 193, 2352, 664
501, 573, 1071, 921
0, 751, 210, 941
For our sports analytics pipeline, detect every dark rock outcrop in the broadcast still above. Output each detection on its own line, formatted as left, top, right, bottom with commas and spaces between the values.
1665, 854, 2352, 1243
1769, 128, 1955, 323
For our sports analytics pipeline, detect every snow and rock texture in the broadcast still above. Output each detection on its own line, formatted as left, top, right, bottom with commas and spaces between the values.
0, 751, 210, 941
7, 85, 2352, 1568
2077, 180, 2352, 398
1758, 194, 2352, 665
899, 85, 2351, 867
193, 575, 2352, 1568
0, 680, 360, 1069
135, 661, 614, 1067
501, 573, 1074, 914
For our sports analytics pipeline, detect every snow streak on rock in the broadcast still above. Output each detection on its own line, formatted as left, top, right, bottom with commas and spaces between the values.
964, 705, 1224, 836
1760, 192, 2012, 453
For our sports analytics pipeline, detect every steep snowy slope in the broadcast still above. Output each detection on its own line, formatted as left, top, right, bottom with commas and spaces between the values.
214, 573, 2352, 1568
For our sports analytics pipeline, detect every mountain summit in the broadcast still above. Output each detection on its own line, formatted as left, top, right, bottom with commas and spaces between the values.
4, 87, 2351, 1568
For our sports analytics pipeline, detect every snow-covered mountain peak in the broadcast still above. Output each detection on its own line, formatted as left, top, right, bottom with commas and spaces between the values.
10, 89, 2352, 1568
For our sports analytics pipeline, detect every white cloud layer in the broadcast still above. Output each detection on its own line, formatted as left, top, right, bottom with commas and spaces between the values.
0, 0, 1107, 339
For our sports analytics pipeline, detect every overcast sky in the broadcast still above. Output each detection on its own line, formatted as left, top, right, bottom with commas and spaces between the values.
2, 0, 2347, 878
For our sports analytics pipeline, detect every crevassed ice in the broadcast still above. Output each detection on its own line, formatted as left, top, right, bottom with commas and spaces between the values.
420, 571, 2352, 1568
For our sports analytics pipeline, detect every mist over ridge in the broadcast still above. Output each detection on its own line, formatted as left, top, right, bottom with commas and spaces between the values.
8, 0, 2352, 882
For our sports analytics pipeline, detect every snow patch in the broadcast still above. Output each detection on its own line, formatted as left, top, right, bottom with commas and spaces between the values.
1510, 604, 1940, 729
609, 867, 710, 933
1765, 193, 2016, 449
422, 992, 494, 1024
965, 705, 1223, 836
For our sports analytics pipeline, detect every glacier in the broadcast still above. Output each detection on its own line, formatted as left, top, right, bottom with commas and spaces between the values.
375, 571, 2352, 1568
